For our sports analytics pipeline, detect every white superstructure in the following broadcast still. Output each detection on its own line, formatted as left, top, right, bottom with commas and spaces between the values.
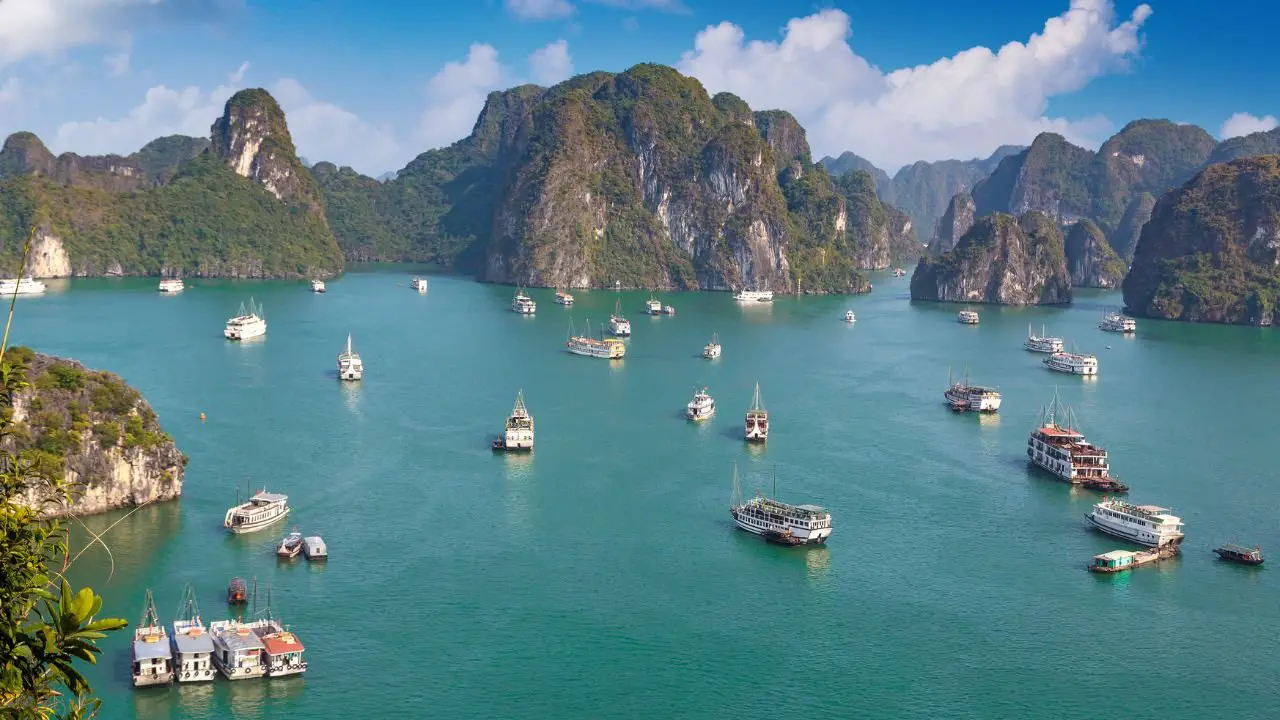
411, 277, 429, 292
844, 310, 856, 323
132, 590, 174, 688
222, 490, 289, 534
1044, 350, 1098, 375
943, 371, 1001, 412
0, 278, 46, 295
703, 333, 721, 359
170, 584, 215, 683
609, 299, 631, 336
957, 310, 980, 324
224, 299, 266, 340
502, 390, 534, 450
1086, 499, 1184, 547
1100, 311, 1136, 333
1026, 393, 1127, 492
744, 382, 768, 442
644, 296, 663, 315
338, 334, 363, 381
555, 291, 575, 305
158, 278, 185, 293
512, 288, 536, 314
1024, 323, 1064, 353
733, 289, 774, 303
311, 279, 326, 293
686, 387, 715, 421
729, 466, 832, 545
566, 320, 626, 359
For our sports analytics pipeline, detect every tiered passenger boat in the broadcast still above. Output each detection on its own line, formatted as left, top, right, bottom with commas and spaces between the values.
944, 371, 1001, 412
686, 387, 715, 421
511, 288, 536, 314
223, 490, 290, 534
744, 382, 768, 442
310, 279, 326, 293
555, 290, 575, 305
1024, 323, 1064, 353
729, 465, 832, 545
732, 289, 774, 303
1099, 311, 1136, 333
566, 320, 626, 359
337, 334, 363, 381
224, 299, 266, 340
957, 310, 980, 324
644, 295, 663, 315
171, 584, 215, 683
492, 390, 534, 451
1027, 393, 1128, 492
609, 299, 631, 336
1044, 349, 1098, 375
209, 620, 266, 680
410, 277, 429, 292
0, 277, 46, 295
132, 589, 174, 688
703, 333, 721, 359
158, 278, 185, 293
1085, 499, 1185, 548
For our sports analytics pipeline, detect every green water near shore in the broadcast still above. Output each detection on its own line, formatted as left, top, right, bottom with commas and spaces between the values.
14, 268, 1280, 719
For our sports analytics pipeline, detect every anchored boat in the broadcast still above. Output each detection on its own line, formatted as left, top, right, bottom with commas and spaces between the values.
703, 333, 721, 359
410, 277, 429, 292
132, 589, 174, 688
492, 390, 534, 451
512, 287, 536, 314
1099, 311, 1136, 333
609, 299, 631, 336
730, 465, 832, 545
555, 290, 575, 305
1213, 544, 1264, 566
1088, 546, 1177, 573
0, 277, 46, 295
566, 319, 626, 359
644, 295, 663, 315
303, 536, 328, 561
227, 577, 248, 605
209, 620, 267, 680
158, 278, 185, 293
1027, 392, 1128, 492
247, 591, 308, 677
957, 310, 980, 324
744, 382, 768, 442
310, 279, 326, 293
224, 298, 266, 340
1044, 348, 1097, 375
944, 370, 1001, 412
223, 489, 290, 534
276, 528, 304, 559
1086, 498, 1184, 548
338, 334, 363, 381
1024, 323, 1064, 353
686, 387, 715, 421
732, 289, 774, 303
844, 310, 856, 323
171, 584, 215, 683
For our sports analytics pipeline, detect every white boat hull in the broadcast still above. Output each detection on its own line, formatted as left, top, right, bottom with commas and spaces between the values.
173, 658, 216, 683
225, 322, 266, 340
703, 346, 721, 359
211, 655, 265, 681
730, 510, 830, 544
1085, 512, 1182, 548
1044, 358, 1097, 375
1024, 340, 1063, 353
223, 508, 288, 534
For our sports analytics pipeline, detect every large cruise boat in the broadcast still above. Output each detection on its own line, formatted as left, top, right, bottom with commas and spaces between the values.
224, 299, 266, 340
1027, 393, 1129, 492
1085, 499, 1184, 547
171, 584, 215, 683
1044, 350, 1098, 375
511, 288, 536, 314
1024, 323, 1064, 353
493, 390, 534, 451
609, 299, 631, 336
223, 490, 290, 534
337, 334, 363, 381
744, 382, 768, 442
132, 589, 174, 687
0, 277, 46, 295
957, 310, 980, 324
944, 371, 1001, 413
686, 387, 715, 421
566, 320, 626, 359
1099, 311, 1137, 333
158, 278, 185, 293
733, 289, 774, 303
730, 465, 832, 545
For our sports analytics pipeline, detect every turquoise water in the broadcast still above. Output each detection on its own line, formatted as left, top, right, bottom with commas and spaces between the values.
15, 268, 1280, 719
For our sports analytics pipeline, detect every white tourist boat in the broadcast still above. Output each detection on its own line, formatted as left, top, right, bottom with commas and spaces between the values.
224, 299, 266, 340
512, 288, 536, 314
410, 276, 429, 292
1085, 499, 1185, 548
246, 592, 308, 678
730, 465, 832, 545
555, 290, 575, 306
310, 279, 326, 293
1099, 311, 1137, 333
566, 319, 626, 359
1024, 323, 1064, 353
844, 310, 856, 323
493, 390, 534, 451
703, 332, 721, 359
171, 584, 215, 683
744, 382, 768, 442
0, 277, 46, 295
337, 334, 363, 381
943, 370, 1001, 413
132, 590, 174, 688
644, 295, 663, 315
957, 310, 980, 325
609, 299, 631, 336
686, 386, 715, 421
158, 278, 185, 293
223, 489, 290, 534
208, 620, 266, 680
1044, 349, 1098, 375
1027, 392, 1128, 493
733, 289, 774, 303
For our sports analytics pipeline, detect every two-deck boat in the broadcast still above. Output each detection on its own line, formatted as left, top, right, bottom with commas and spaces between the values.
223, 490, 290, 534
1044, 349, 1098, 375
744, 382, 768, 442
224, 299, 266, 340
1027, 392, 1128, 492
171, 584, 215, 683
957, 310, 980, 324
410, 277, 429, 292
1085, 499, 1185, 548
209, 620, 266, 680
644, 295, 663, 315
703, 333, 721, 359
844, 310, 856, 323
686, 387, 715, 421
511, 288, 536, 314
0, 277, 46, 295
733, 289, 774, 303
566, 319, 626, 359
1099, 311, 1137, 333
276, 528, 304, 559
1024, 323, 1064, 353
310, 279, 326, 293
132, 589, 174, 687
337, 334, 363, 381
1213, 544, 1264, 566
492, 390, 534, 452
246, 592, 308, 677
158, 278, 185, 293
555, 290, 575, 306
730, 465, 832, 545
944, 370, 1002, 413
609, 299, 631, 336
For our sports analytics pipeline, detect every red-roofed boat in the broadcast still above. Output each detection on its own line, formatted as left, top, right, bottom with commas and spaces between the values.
1027, 391, 1129, 493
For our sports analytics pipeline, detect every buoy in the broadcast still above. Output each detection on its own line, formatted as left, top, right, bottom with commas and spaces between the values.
199, 412, 206, 421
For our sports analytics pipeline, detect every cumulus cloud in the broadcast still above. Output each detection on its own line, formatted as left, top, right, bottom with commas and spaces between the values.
418, 43, 505, 149
1219, 112, 1278, 140
505, 0, 573, 21
271, 78, 400, 174
529, 40, 573, 85
678, 0, 1153, 171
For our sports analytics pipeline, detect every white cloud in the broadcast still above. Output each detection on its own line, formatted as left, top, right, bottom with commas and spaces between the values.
54, 83, 237, 156
229, 61, 251, 83
505, 0, 573, 21
271, 78, 400, 175
678, 0, 1153, 172
1219, 112, 1278, 140
584, 0, 688, 12
104, 51, 130, 76
418, 43, 505, 150
529, 40, 573, 85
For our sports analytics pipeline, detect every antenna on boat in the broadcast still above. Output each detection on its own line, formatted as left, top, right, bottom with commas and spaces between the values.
771, 464, 777, 499
731, 463, 741, 506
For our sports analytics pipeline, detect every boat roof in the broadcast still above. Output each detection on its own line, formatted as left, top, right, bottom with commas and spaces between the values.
1133, 504, 1171, 514
795, 504, 826, 513
213, 626, 266, 651
1218, 543, 1260, 554
253, 492, 288, 503
1037, 426, 1084, 438
133, 637, 173, 659
304, 536, 327, 550
172, 628, 215, 653
1096, 550, 1138, 561
260, 632, 305, 655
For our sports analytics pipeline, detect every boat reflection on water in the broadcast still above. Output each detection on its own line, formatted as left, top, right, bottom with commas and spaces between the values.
340, 379, 362, 413
738, 301, 774, 324
171, 679, 215, 716
222, 667, 306, 713
503, 451, 533, 480
978, 412, 1000, 428
804, 546, 831, 581
133, 684, 182, 720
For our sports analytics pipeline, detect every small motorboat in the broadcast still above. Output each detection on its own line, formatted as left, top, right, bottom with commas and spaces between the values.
1213, 544, 1264, 566
276, 529, 304, 559
227, 577, 247, 605
491, 436, 507, 451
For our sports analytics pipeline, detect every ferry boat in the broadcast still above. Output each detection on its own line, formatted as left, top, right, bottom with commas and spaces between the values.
555, 290, 575, 306
609, 299, 631, 336
944, 370, 1001, 412
512, 288, 536, 314
171, 584, 215, 683
1024, 323, 1064, 353
492, 390, 534, 452
1044, 349, 1098, 375
730, 465, 832, 545
703, 333, 721, 359
337, 334, 363, 381
310, 279, 326, 293
1027, 393, 1128, 492
644, 295, 663, 315
224, 299, 266, 340
158, 278, 185, 293
209, 620, 266, 680
1213, 544, 1264, 566
733, 289, 774, 303
1099, 311, 1136, 333
844, 310, 856, 323
957, 310, 980, 324
223, 490, 290, 534
0, 277, 46, 295
132, 589, 174, 687
686, 387, 715, 421
303, 536, 328, 561
566, 320, 626, 359
1085, 499, 1185, 548
744, 382, 768, 442
410, 276, 428, 292
246, 592, 308, 677
276, 528, 304, 559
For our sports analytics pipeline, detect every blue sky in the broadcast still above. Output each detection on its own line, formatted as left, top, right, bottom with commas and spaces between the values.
0, 0, 1273, 176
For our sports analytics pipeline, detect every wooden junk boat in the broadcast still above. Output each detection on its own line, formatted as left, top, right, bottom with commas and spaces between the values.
227, 577, 248, 605
1213, 544, 1264, 566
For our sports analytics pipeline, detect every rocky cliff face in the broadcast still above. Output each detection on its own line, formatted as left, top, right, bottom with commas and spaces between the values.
1064, 219, 1126, 288
910, 211, 1071, 305
818, 151, 893, 193
1122, 155, 1280, 325
1207, 127, 1280, 165
1113, 192, 1156, 261
4, 348, 186, 518
931, 191, 976, 255
211, 89, 326, 217
25, 228, 72, 278
754, 110, 810, 169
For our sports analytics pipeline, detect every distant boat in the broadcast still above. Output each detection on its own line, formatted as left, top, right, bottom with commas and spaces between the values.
703, 333, 721, 359
686, 387, 715, 421
1085, 499, 1184, 548
844, 310, 856, 323
1213, 544, 1264, 566
566, 319, 626, 359
132, 589, 174, 688
733, 289, 773, 303
555, 290, 575, 306
1044, 349, 1098, 375
512, 288, 536, 314
644, 295, 663, 315
957, 310, 980, 325
730, 465, 832, 545
225, 298, 266, 340
744, 382, 768, 442
0, 277, 46, 295
222, 489, 289, 534
1025, 323, 1064, 353
944, 369, 1001, 413
492, 390, 534, 452
609, 299, 631, 336
158, 278, 185, 293
337, 334, 363, 381
892, 268, 907, 277
310, 279, 326, 293
1099, 311, 1136, 334
410, 277, 428, 292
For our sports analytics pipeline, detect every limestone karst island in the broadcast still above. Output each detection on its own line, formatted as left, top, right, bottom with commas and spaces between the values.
2, 1, 1278, 719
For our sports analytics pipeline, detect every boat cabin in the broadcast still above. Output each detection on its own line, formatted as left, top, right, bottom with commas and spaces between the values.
304, 536, 328, 561
172, 625, 215, 681
211, 623, 266, 679
132, 632, 174, 686
257, 629, 308, 676
1091, 550, 1138, 572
